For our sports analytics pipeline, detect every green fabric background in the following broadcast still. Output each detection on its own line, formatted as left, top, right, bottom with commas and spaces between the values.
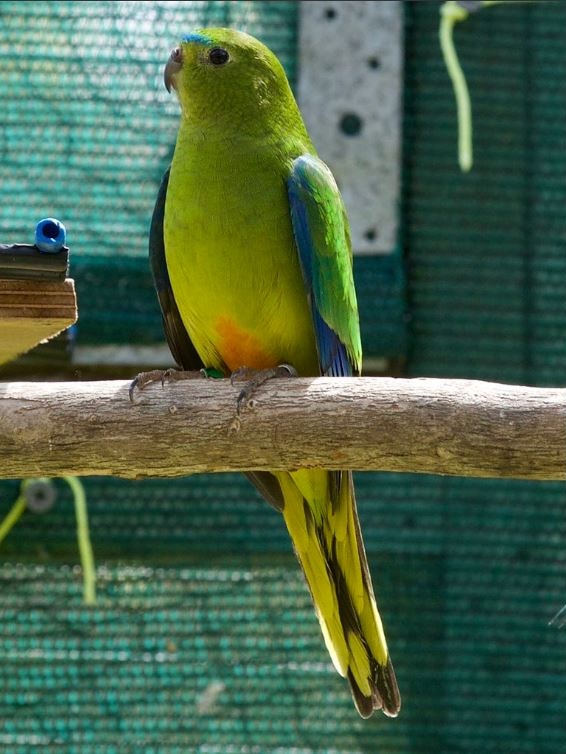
0, 2, 565, 752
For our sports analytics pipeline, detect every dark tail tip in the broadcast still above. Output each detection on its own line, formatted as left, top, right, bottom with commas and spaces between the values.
348, 656, 401, 719
378, 656, 401, 717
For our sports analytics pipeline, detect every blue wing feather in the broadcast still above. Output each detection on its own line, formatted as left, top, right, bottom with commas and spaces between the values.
288, 155, 362, 377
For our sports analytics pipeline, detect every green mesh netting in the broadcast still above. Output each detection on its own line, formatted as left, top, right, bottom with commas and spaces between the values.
2, 472, 565, 753
1, 2, 566, 753
0, 0, 298, 257
403, 1, 566, 386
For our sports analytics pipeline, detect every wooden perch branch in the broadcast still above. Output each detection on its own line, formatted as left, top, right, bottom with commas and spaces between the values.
0, 377, 564, 481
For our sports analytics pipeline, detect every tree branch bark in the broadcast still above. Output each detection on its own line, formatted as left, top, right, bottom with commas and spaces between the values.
0, 377, 564, 481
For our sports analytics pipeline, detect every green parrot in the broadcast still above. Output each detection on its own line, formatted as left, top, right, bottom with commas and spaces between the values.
149, 28, 400, 718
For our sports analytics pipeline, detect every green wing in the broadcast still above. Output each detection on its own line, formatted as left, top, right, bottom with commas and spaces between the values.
287, 155, 362, 376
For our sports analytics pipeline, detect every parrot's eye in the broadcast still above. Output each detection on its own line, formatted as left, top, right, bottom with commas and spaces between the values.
208, 47, 230, 66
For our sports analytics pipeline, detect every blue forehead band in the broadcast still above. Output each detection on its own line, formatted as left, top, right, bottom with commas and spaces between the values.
182, 32, 212, 45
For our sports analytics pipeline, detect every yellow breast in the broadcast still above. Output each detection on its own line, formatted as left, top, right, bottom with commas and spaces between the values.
163, 135, 318, 376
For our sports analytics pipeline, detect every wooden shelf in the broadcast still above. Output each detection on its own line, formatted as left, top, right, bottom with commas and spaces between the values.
0, 278, 77, 366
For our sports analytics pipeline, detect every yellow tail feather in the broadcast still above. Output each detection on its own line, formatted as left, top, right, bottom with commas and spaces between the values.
275, 469, 400, 718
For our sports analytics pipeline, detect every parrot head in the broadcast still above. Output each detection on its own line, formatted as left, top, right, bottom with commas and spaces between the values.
163, 28, 303, 134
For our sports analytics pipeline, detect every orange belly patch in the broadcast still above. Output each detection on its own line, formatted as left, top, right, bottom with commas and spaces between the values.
215, 315, 277, 372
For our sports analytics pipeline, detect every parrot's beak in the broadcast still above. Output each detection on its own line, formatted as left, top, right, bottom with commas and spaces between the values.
164, 47, 183, 93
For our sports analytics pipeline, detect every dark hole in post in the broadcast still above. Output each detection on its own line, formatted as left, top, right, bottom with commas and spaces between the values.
339, 113, 363, 137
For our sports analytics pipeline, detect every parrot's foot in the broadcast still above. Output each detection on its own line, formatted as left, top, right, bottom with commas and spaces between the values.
231, 364, 298, 415
129, 367, 219, 402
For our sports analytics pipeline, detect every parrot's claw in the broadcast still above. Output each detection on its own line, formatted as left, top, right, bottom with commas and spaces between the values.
231, 363, 298, 414
129, 368, 207, 402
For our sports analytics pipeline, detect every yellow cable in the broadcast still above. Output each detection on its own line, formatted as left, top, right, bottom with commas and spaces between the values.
63, 476, 97, 606
0, 476, 96, 606
441, 1, 539, 172
439, 2, 473, 172
0, 493, 26, 545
